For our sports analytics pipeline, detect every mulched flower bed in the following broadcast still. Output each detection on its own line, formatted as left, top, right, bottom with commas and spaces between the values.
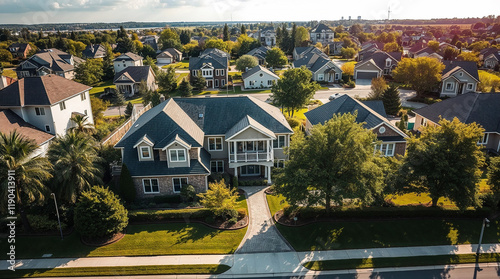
81, 231, 126, 247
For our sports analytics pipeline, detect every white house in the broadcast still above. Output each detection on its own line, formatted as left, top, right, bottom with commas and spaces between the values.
157, 48, 182, 65
242, 65, 280, 89
0, 75, 94, 137
113, 52, 143, 73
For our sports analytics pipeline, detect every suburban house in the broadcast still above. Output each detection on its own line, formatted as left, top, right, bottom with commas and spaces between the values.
439, 60, 479, 97
82, 44, 106, 59
324, 41, 344, 55
305, 95, 408, 157
113, 52, 143, 73
247, 46, 271, 66
479, 48, 500, 69
413, 47, 443, 61
156, 48, 182, 65
242, 65, 280, 89
140, 35, 159, 51
357, 42, 384, 61
189, 48, 229, 89
114, 96, 293, 198
16, 48, 84, 79
113, 66, 157, 97
293, 46, 325, 61
0, 109, 54, 157
407, 42, 428, 58
8, 43, 32, 59
354, 51, 401, 80
292, 51, 342, 83
0, 74, 94, 136
259, 27, 276, 46
310, 23, 335, 44
413, 93, 500, 154
0, 76, 16, 90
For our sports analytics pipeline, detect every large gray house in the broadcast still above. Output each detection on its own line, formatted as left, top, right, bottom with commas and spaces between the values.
114, 96, 293, 198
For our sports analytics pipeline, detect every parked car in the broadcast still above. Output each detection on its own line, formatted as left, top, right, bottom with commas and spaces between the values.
329, 93, 343, 100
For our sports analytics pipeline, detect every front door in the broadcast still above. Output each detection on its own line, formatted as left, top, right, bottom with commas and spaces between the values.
458, 83, 464, 94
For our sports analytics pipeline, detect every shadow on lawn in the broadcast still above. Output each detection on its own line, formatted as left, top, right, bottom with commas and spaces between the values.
174, 224, 221, 245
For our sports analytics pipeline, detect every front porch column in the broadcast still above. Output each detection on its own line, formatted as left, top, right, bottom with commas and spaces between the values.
267, 165, 272, 185
234, 167, 238, 177
233, 141, 237, 163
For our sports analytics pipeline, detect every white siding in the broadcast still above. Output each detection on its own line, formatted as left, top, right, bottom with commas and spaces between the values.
243, 71, 279, 89
49, 89, 94, 136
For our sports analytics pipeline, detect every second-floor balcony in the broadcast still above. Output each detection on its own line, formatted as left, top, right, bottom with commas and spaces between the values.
228, 140, 273, 163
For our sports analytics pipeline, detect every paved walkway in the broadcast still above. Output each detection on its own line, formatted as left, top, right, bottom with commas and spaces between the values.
5, 244, 500, 273
235, 186, 293, 253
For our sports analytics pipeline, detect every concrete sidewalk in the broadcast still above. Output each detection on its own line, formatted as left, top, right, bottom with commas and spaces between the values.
4, 244, 500, 273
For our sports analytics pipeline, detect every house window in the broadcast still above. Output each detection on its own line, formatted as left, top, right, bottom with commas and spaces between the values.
80, 93, 86, 101
59, 101, 66, 110
172, 177, 188, 193
208, 137, 223, 151
215, 79, 219, 87
240, 165, 261, 176
143, 178, 159, 194
375, 143, 395, 157
445, 82, 454, 91
317, 74, 324, 81
335, 73, 340, 80
192, 70, 198, 77
478, 133, 489, 145
274, 159, 285, 168
220, 69, 224, 76
211, 160, 224, 173
383, 68, 391, 75
467, 83, 474, 91
386, 59, 391, 67
84, 109, 88, 115
459, 72, 463, 77
140, 146, 152, 159
35, 107, 45, 116
169, 149, 186, 162
273, 135, 286, 148
249, 80, 255, 86
45, 125, 51, 132
221, 79, 226, 86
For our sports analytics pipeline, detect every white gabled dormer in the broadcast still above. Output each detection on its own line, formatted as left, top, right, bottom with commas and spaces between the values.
161, 134, 191, 168
134, 134, 155, 161
385, 58, 392, 67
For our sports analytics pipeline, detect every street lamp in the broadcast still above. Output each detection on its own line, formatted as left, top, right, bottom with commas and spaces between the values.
476, 218, 490, 255
51, 193, 64, 240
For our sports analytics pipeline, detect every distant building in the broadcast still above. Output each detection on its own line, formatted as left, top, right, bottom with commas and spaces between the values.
16, 48, 84, 80
8, 43, 32, 59
82, 44, 106, 59
113, 52, 143, 73
310, 23, 335, 44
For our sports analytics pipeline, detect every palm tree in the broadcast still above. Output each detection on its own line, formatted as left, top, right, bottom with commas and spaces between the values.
48, 132, 103, 203
0, 131, 53, 232
69, 114, 95, 135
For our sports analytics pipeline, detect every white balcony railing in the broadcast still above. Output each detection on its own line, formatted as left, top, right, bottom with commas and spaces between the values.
229, 151, 272, 163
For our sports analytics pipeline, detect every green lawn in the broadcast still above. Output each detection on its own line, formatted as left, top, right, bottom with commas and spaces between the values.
89, 80, 116, 98
162, 60, 189, 69
276, 219, 500, 251
303, 253, 500, 271
195, 86, 271, 96
176, 72, 189, 83
2, 69, 17, 79
1, 223, 246, 259
282, 108, 308, 121
266, 194, 288, 217
1, 265, 230, 278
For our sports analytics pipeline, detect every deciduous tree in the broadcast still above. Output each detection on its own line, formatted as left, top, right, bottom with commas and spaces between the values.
266, 47, 288, 68
74, 59, 104, 86
235, 55, 258, 72
392, 57, 445, 97
368, 77, 388, 100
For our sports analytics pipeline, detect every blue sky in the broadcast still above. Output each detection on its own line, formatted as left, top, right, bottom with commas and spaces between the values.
0, 0, 497, 24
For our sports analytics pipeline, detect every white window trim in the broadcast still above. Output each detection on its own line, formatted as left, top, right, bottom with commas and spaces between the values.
208, 137, 223, 151
35, 107, 45, 116
172, 177, 188, 193
215, 79, 219, 87
466, 83, 474, 90
140, 146, 152, 160
59, 101, 66, 111
274, 159, 285, 168
81, 92, 86, 101
478, 133, 489, 145
273, 135, 287, 149
45, 125, 51, 132
169, 149, 187, 162
142, 178, 160, 194
445, 82, 454, 91
376, 143, 395, 157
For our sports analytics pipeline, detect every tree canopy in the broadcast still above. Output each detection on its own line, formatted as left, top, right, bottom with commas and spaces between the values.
392, 57, 445, 97
271, 66, 319, 117
275, 113, 386, 213
266, 47, 288, 68
235, 55, 258, 72
395, 118, 485, 210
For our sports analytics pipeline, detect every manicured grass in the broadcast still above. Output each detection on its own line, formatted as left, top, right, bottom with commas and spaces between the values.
176, 72, 189, 83
276, 219, 500, 251
2, 69, 17, 79
0, 265, 231, 278
282, 108, 308, 121
386, 193, 457, 208
1, 223, 246, 259
266, 194, 288, 217
162, 60, 189, 69
89, 80, 115, 98
303, 254, 500, 271
195, 86, 271, 96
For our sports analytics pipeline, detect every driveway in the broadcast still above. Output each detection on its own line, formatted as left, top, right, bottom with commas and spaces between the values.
236, 186, 293, 254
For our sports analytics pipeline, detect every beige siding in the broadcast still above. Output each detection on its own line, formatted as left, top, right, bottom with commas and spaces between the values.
232, 127, 271, 140
166, 145, 189, 168
137, 142, 154, 161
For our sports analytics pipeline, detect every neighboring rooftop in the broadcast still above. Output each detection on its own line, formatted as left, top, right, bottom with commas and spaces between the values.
242, 65, 279, 80
113, 66, 153, 83
113, 52, 143, 62
0, 109, 54, 145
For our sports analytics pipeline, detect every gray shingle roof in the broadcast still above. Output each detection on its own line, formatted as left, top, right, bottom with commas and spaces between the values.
113, 66, 152, 83
225, 115, 276, 140
241, 65, 279, 80
414, 93, 500, 133
247, 46, 270, 60
311, 23, 334, 33
294, 47, 326, 58
113, 52, 142, 62
293, 53, 337, 73
82, 44, 106, 59
358, 51, 401, 70
442, 60, 479, 81
305, 95, 405, 140
17, 48, 84, 73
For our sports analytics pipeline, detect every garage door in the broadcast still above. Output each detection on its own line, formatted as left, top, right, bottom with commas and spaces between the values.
356, 71, 379, 80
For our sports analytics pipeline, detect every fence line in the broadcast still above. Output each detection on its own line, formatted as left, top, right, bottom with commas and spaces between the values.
101, 103, 152, 146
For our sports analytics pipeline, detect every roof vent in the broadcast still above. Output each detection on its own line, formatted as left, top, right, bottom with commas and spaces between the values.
198, 113, 204, 119
135, 124, 140, 128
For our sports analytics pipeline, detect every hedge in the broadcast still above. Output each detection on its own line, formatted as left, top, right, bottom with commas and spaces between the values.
283, 205, 492, 220
128, 208, 212, 223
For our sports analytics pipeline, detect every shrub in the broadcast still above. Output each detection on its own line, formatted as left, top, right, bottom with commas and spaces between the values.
232, 176, 239, 188
344, 80, 356, 88
74, 186, 128, 239
128, 208, 212, 222
153, 195, 182, 204
237, 208, 247, 218
119, 164, 136, 203
286, 117, 302, 129
27, 215, 67, 232
180, 184, 196, 202
197, 179, 238, 220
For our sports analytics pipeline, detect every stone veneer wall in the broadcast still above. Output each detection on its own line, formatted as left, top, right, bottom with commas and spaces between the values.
133, 174, 207, 199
